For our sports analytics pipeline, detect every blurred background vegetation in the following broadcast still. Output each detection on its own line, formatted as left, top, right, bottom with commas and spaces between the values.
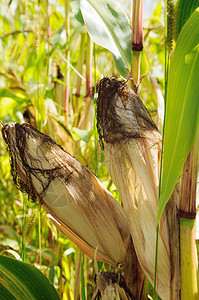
1, 0, 195, 299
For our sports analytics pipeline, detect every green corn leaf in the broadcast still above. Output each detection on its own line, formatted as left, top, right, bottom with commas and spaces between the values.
175, 0, 199, 37
157, 8, 199, 224
0, 281, 17, 300
79, 0, 131, 78
0, 255, 60, 300
72, 127, 94, 143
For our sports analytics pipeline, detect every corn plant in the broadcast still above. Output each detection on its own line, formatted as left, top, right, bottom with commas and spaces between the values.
0, 0, 199, 299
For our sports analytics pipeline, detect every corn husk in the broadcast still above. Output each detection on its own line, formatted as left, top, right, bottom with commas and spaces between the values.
2, 122, 146, 298
2, 122, 130, 265
97, 78, 180, 300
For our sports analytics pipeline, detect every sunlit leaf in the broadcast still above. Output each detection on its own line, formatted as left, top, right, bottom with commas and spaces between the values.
73, 127, 94, 143
157, 9, 199, 224
0, 89, 29, 103
1, 250, 21, 260
79, 0, 131, 77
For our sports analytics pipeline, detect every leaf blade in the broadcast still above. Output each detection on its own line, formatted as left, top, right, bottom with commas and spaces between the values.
157, 9, 199, 224
176, 0, 199, 37
79, 0, 131, 77
0, 255, 60, 300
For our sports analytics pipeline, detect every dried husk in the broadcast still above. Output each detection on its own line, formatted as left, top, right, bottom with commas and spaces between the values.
2, 122, 130, 265
2, 122, 145, 298
97, 78, 179, 300
92, 272, 135, 300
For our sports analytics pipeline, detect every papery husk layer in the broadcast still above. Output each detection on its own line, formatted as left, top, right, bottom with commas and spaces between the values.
2, 122, 130, 265
2, 122, 146, 298
97, 78, 180, 300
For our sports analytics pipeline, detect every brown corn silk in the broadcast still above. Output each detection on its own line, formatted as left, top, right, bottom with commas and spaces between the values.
97, 78, 179, 300
2, 122, 144, 298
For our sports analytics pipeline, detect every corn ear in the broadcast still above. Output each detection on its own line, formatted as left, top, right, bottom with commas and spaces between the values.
3, 122, 150, 297
97, 78, 180, 300
2, 122, 134, 267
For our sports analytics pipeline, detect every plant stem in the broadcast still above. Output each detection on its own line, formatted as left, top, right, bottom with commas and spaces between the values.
38, 208, 42, 265
130, 0, 143, 92
179, 133, 199, 299
180, 218, 198, 299
93, 44, 98, 176
75, 32, 86, 98
80, 252, 86, 300
131, 51, 141, 89
64, 0, 70, 126
21, 192, 26, 262
179, 135, 199, 217
45, 0, 52, 86
54, 66, 64, 116
86, 33, 93, 96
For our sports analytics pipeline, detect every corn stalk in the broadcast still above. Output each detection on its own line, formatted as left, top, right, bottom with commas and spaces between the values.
64, 0, 70, 125
130, 0, 143, 92
75, 32, 86, 99
179, 133, 199, 299
86, 33, 93, 97
77, 34, 94, 131
54, 66, 64, 116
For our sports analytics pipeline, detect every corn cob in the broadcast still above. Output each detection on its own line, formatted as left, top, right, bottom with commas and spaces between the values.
1, 122, 145, 298
97, 77, 180, 300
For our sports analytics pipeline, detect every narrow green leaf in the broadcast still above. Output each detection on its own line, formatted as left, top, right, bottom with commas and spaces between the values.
0, 89, 29, 103
75, 9, 84, 25
51, 77, 67, 87
73, 127, 94, 143
157, 9, 199, 224
0, 255, 60, 300
1, 250, 21, 260
80, 252, 86, 300
79, 0, 131, 77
